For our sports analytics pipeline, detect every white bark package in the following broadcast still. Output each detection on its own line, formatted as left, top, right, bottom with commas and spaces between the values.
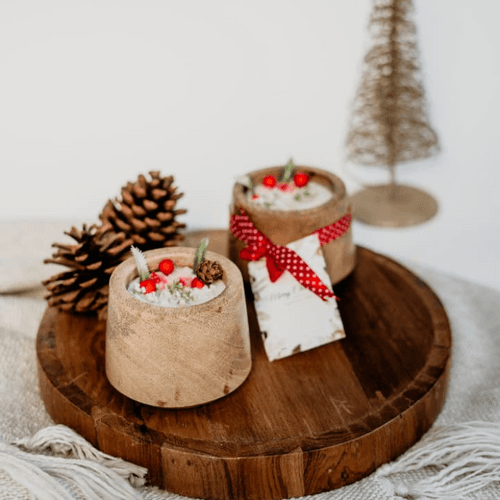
249, 234, 345, 361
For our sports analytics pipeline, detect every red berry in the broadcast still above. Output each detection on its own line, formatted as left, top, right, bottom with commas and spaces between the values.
278, 182, 289, 192
140, 279, 156, 294
293, 172, 309, 188
178, 277, 190, 287
191, 277, 205, 289
251, 194, 260, 200
262, 175, 277, 188
158, 259, 174, 275
150, 272, 164, 284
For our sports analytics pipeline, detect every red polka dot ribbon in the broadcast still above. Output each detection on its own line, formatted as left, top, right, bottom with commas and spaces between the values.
229, 210, 351, 301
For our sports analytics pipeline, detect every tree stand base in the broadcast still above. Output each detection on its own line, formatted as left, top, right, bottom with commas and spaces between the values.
351, 184, 438, 227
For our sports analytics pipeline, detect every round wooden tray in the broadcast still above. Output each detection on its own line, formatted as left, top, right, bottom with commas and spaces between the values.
36, 230, 451, 500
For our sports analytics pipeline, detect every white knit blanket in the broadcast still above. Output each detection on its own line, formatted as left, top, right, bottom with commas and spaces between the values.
1, 247, 500, 498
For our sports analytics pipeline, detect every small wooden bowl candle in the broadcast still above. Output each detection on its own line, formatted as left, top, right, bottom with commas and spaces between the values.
229, 165, 356, 285
105, 247, 252, 408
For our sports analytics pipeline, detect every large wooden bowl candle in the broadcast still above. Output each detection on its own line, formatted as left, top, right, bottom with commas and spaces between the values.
229, 165, 356, 285
105, 247, 252, 408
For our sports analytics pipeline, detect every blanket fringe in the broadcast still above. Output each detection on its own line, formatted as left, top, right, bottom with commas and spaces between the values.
5, 421, 500, 499
13, 424, 147, 487
376, 421, 500, 499
0, 425, 147, 500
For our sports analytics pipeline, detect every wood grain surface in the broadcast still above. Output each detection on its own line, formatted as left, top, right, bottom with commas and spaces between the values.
36, 229, 451, 500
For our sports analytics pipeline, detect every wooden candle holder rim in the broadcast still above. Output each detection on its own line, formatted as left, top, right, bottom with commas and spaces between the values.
111, 247, 238, 316
233, 165, 347, 217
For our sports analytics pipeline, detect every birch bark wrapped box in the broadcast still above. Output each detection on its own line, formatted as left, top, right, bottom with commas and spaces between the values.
229, 165, 356, 286
105, 247, 252, 408
250, 234, 345, 361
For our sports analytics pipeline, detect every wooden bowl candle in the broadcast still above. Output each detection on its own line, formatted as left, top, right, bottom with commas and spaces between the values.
229, 165, 356, 285
105, 247, 252, 408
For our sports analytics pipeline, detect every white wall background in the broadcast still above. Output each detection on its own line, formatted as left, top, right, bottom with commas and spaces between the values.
1, 0, 499, 291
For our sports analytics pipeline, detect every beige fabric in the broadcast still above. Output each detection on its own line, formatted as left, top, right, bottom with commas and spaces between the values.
0, 220, 80, 293
1, 226, 499, 498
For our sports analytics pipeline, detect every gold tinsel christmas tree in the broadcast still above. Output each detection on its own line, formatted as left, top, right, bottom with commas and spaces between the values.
346, 0, 440, 226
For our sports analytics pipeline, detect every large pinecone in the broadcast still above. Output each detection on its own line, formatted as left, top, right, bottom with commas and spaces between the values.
100, 171, 187, 252
43, 224, 133, 317
195, 260, 223, 285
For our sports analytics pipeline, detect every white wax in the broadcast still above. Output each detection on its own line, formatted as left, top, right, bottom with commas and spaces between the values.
249, 180, 332, 211
128, 266, 225, 308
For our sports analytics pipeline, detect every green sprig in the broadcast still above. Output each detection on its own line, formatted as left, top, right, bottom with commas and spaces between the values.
194, 237, 210, 270
167, 280, 182, 294
168, 279, 194, 302
281, 160, 295, 183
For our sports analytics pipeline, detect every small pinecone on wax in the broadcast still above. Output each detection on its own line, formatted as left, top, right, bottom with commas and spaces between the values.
43, 224, 133, 318
195, 260, 223, 285
100, 171, 187, 252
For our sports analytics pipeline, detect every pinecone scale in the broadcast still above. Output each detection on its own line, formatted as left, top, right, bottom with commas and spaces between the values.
100, 171, 186, 251
43, 224, 133, 318
195, 260, 224, 285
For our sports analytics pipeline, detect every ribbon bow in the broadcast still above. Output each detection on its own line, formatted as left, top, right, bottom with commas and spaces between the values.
229, 210, 351, 301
